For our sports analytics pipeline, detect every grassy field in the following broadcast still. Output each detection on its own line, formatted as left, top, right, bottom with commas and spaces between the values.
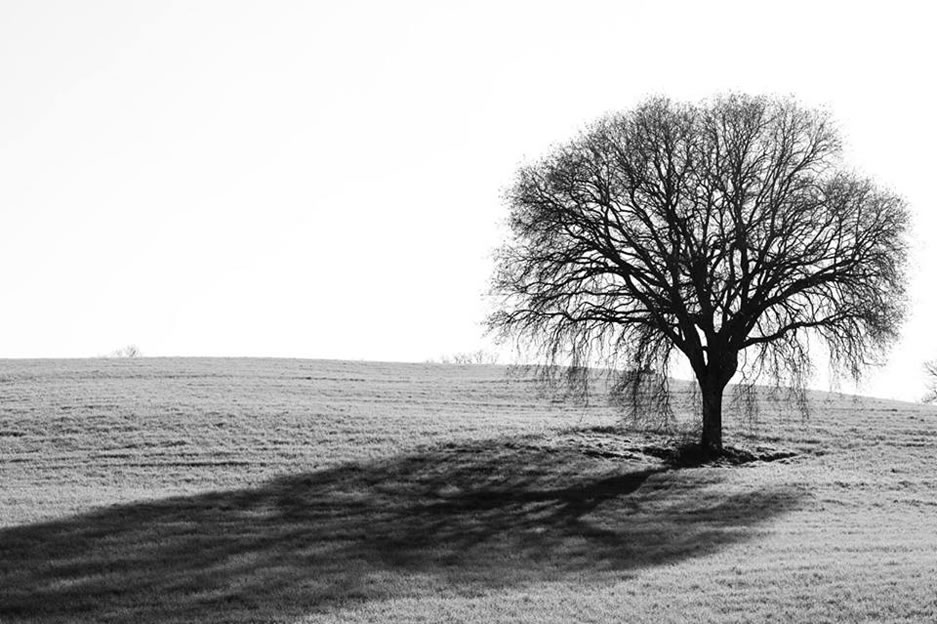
1, 358, 936, 623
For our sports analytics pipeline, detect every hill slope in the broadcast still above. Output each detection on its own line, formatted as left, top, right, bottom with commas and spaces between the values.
1, 358, 935, 623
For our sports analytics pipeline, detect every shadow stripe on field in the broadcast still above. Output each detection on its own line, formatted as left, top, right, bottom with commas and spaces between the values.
0, 438, 802, 623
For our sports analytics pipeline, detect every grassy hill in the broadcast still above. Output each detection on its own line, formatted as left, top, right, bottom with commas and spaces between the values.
1, 358, 935, 623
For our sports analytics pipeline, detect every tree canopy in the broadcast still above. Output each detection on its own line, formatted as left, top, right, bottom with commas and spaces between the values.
489, 94, 909, 452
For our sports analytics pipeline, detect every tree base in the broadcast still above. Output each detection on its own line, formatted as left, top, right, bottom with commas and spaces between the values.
641, 442, 798, 468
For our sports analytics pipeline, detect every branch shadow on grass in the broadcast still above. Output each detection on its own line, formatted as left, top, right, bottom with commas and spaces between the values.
0, 436, 802, 623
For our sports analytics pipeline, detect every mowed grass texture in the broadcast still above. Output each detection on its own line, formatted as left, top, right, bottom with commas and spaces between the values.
1, 359, 935, 623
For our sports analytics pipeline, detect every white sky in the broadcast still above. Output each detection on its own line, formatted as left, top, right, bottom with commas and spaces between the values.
2, 1, 936, 401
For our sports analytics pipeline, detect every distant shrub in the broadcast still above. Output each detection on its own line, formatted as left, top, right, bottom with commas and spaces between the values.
923, 361, 937, 403
435, 350, 499, 365
107, 345, 142, 358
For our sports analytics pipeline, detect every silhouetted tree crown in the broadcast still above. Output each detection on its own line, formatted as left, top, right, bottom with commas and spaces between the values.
490, 94, 909, 452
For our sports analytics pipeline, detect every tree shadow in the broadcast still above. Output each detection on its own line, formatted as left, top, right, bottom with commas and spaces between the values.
0, 436, 802, 623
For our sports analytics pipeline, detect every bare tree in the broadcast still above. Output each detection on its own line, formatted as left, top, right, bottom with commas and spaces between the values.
489, 94, 909, 453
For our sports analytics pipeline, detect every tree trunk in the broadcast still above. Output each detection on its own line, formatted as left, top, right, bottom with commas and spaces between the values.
696, 349, 737, 455
700, 381, 724, 454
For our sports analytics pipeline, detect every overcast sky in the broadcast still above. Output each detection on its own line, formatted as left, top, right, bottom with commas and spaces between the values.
2, 1, 935, 400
